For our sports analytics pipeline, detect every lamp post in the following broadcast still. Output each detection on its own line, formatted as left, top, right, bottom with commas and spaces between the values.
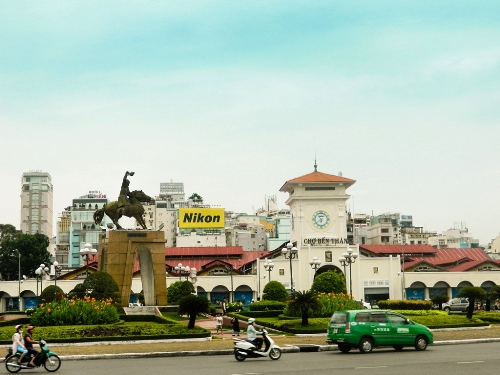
225, 265, 234, 302
174, 263, 190, 280
35, 264, 49, 303
53, 261, 63, 301
12, 249, 21, 311
309, 257, 321, 281
80, 243, 98, 295
281, 242, 298, 293
264, 259, 274, 282
341, 248, 358, 296
401, 245, 406, 299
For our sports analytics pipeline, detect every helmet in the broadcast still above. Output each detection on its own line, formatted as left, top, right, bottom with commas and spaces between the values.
15, 325, 22, 331
248, 318, 255, 324
27, 326, 34, 331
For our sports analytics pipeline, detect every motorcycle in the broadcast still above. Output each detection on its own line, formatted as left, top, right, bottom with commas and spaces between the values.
233, 328, 282, 361
4, 339, 61, 373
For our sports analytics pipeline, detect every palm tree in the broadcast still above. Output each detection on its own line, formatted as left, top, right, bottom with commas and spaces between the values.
287, 290, 322, 326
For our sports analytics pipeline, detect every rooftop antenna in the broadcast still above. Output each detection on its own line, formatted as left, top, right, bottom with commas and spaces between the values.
314, 147, 317, 172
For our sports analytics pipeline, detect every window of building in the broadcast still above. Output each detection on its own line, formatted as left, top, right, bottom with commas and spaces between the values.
381, 228, 389, 233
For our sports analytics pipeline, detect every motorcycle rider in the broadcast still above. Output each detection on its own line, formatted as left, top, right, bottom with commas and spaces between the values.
246, 318, 264, 351
24, 326, 40, 367
12, 325, 28, 365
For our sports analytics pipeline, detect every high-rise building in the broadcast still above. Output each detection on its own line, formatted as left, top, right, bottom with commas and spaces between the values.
20, 171, 53, 237
69, 191, 108, 268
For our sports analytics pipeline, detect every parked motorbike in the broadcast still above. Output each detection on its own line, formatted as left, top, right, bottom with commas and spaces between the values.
233, 328, 282, 361
4, 339, 61, 373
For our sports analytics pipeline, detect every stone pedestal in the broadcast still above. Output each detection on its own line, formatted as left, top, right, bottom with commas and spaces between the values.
98, 231, 167, 307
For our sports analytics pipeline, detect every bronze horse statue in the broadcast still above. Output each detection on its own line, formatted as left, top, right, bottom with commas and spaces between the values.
94, 190, 152, 230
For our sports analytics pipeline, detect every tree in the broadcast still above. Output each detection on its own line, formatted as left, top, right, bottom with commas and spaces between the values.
0, 231, 51, 281
262, 280, 289, 302
0, 224, 20, 239
39, 285, 66, 303
430, 294, 449, 310
457, 286, 486, 319
178, 294, 210, 329
287, 290, 322, 326
188, 193, 203, 203
87, 271, 121, 303
167, 281, 195, 304
311, 271, 347, 294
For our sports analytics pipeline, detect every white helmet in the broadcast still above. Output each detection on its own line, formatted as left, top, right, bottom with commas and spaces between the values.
248, 318, 255, 324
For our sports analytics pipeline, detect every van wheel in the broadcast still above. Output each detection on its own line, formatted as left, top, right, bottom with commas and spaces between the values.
359, 337, 373, 353
393, 345, 404, 351
414, 335, 428, 351
338, 343, 351, 353
444, 307, 450, 312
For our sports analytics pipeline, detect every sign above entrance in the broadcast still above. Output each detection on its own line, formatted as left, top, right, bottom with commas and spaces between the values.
303, 237, 348, 246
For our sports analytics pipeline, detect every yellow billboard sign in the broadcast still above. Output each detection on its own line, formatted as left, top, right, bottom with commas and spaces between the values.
179, 208, 225, 228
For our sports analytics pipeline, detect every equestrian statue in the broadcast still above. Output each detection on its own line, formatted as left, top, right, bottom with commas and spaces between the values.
94, 171, 152, 230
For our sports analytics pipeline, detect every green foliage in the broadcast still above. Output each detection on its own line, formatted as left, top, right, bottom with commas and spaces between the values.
68, 283, 87, 299
377, 300, 433, 310
457, 286, 487, 318
288, 292, 360, 318
0, 224, 20, 239
226, 301, 244, 313
311, 271, 347, 294
286, 290, 322, 326
262, 281, 289, 302
248, 300, 286, 311
0, 321, 208, 342
167, 281, 195, 304
178, 295, 210, 329
0, 231, 51, 281
39, 285, 66, 304
87, 271, 121, 303
30, 296, 120, 326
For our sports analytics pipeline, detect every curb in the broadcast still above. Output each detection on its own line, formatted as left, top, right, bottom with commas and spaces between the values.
54, 338, 500, 361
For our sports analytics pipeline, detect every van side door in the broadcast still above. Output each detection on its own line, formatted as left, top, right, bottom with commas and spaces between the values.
369, 312, 390, 346
387, 312, 414, 345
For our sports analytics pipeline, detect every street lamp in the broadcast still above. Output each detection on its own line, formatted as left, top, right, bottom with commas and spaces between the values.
339, 256, 347, 277
53, 261, 63, 301
309, 257, 321, 280
35, 264, 49, 302
174, 263, 190, 280
12, 249, 21, 311
80, 243, 98, 295
264, 259, 274, 281
340, 248, 358, 296
225, 265, 234, 302
281, 242, 298, 293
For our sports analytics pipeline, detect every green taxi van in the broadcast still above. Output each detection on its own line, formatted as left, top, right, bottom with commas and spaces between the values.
326, 309, 433, 353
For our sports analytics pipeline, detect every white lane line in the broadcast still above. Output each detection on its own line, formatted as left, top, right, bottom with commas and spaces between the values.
457, 361, 484, 364
355, 366, 388, 369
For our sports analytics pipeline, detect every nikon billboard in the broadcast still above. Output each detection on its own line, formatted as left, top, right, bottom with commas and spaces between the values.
179, 208, 225, 229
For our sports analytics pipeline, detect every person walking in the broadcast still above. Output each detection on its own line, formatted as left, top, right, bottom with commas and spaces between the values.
231, 317, 240, 336
215, 314, 223, 335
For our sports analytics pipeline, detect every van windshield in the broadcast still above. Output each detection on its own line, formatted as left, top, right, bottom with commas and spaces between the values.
330, 312, 347, 323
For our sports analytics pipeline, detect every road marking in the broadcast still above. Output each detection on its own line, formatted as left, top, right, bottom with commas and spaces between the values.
355, 366, 388, 369
457, 361, 484, 364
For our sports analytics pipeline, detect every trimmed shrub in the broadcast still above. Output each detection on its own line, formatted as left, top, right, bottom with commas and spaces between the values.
248, 300, 286, 311
311, 271, 347, 294
262, 281, 289, 302
377, 299, 432, 310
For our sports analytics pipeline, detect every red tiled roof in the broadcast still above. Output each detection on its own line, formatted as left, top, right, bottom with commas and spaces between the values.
360, 244, 437, 255
280, 170, 355, 191
165, 246, 244, 256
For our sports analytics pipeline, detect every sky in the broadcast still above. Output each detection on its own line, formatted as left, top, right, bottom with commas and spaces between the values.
0, 1, 499, 245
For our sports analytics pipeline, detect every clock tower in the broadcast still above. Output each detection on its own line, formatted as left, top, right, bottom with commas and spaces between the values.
279, 165, 356, 247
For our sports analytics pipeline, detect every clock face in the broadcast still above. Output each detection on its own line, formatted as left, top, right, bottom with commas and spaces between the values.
312, 210, 330, 229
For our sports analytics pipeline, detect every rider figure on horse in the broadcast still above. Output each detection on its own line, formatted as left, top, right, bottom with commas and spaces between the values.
118, 171, 135, 215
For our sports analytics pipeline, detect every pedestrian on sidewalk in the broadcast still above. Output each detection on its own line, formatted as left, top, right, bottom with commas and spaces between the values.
231, 317, 240, 336
215, 314, 223, 335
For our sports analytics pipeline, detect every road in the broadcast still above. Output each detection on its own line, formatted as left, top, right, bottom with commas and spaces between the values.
32, 342, 500, 375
